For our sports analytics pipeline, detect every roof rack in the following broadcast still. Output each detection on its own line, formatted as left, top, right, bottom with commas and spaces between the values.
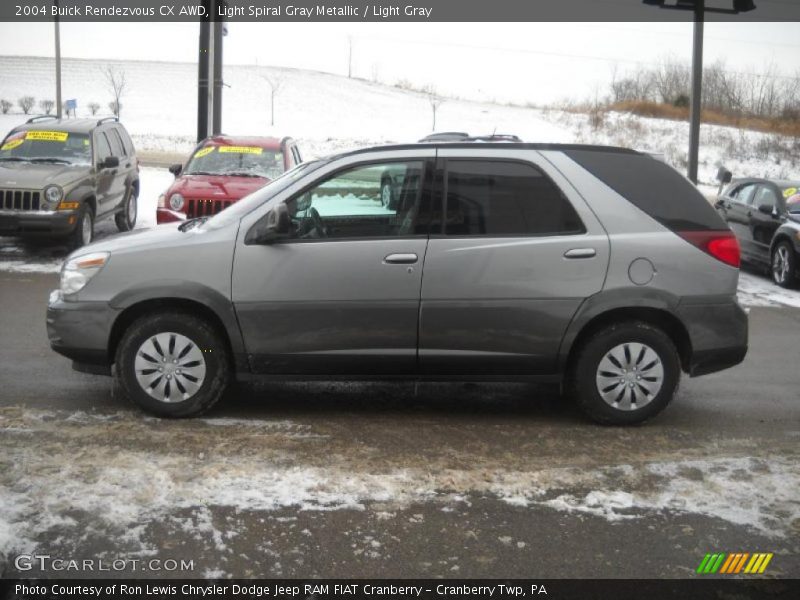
26, 115, 58, 124
96, 116, 119, 126
418, 132, 523, 143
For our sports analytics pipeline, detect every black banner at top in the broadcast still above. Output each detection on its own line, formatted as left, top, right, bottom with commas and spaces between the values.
2, 0, 800, 23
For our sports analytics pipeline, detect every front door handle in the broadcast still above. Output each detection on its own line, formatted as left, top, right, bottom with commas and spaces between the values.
384, 253, 418, 264
564, 248, 596, 259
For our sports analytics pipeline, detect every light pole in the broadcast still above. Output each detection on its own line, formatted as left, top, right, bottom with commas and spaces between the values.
54, 0, 62, 119
642, 1, 756, 184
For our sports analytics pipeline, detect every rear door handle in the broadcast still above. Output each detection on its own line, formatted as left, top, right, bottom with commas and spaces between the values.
384, 253, 418, 264
564, 248, 596, 259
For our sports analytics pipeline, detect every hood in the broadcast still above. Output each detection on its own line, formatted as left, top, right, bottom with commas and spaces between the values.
169, 173, 269, 200
0, 161, 89, 190
72, 223, 191, 256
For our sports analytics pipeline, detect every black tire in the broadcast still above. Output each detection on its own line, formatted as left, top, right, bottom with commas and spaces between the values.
568, 321, 680, 425
114, 311, 230, 417
380, 177, 396, 210
68, 203, 93, 250
115, 186, 138, 232
771, 241, 797, 289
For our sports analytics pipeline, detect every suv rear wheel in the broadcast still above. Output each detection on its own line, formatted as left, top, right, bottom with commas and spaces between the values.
115, 186, 138, 232
115, 311, 230, 417
569, 321, 680, 425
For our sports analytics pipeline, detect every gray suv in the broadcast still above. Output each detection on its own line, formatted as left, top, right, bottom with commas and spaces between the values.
0, 116, 139, 248
46, 143, 748, 424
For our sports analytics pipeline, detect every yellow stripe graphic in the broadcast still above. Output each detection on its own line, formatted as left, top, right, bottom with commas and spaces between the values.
758, 554, 773, 574
744, 554, 760, 573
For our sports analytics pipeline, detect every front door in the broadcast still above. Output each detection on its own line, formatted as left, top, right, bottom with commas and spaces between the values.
419, 151, 610, 377
749, 184, 783, 263
232, 156, 434, 375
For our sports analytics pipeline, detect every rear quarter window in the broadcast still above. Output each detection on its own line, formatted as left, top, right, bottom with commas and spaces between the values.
564, 149, 726, 231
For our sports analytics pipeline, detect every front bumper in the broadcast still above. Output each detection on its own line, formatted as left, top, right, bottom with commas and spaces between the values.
46, 289, 118, 374
0, 209, 78, 236
677, 299, 749, 376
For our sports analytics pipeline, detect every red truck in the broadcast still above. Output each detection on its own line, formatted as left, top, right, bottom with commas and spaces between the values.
157, 135, 303, 223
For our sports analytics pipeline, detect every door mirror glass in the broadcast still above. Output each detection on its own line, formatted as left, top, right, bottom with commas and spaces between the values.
101, 155, 119, 169
169, 163, 183, 177
245, 203, 291, 244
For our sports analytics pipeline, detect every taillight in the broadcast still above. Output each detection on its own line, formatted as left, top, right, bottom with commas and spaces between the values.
677, 230, 740, 268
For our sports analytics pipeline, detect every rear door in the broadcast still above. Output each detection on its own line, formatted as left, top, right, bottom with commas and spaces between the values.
418, 150, 610, 377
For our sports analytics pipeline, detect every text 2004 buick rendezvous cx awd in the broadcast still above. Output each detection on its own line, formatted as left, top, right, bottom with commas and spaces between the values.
47, 142, 748, 425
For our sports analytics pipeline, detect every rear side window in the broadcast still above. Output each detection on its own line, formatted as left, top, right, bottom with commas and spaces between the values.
564, 150, 726, 231
444, 159, 584, 236
117, 127, 135, 155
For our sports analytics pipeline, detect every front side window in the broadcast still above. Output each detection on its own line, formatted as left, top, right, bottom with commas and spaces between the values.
286, 161, 425, 240
444, 160, 584, 236
0, 130, 91, 166
185, 144, 284, 180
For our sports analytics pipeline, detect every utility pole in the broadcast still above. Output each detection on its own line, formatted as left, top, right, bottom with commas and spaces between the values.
687, 0, 704, 184
54, 0, 62, 119
197, 0, 226, 141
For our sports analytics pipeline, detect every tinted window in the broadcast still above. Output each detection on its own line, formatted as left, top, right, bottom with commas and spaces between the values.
287, 161, 425, 240
444, 160, 583, 236
733, 183, 757, 205
565, 149, 726, 231
95, 132, 112, 162
117, 127, 135, 155
754, 185, 779, 209
106, 129, 124, 157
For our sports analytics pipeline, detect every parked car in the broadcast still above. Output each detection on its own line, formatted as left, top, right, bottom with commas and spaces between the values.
714, 172, 800, 288
0, 116, 139, 248
47, 140, 748, 424
156, 135, 302, 223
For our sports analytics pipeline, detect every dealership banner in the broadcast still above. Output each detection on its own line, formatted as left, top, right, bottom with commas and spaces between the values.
3, 0, 800, 22
3, 579, 800, 600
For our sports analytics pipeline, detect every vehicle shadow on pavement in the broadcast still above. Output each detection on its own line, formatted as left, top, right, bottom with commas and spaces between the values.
213, 380, 584, 423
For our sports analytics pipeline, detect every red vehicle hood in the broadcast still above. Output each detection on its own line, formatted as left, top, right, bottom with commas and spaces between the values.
169, 174, 270, 200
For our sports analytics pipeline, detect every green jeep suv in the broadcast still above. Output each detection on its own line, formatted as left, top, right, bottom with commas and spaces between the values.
0, 116, 139, 248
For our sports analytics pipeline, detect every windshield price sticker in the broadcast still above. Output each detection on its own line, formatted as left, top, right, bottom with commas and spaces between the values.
219, 146, 263, 154
1, 139, 24, 151
783, 187, 797, 198
194, 146, 215, 158
25, 131, 69, 142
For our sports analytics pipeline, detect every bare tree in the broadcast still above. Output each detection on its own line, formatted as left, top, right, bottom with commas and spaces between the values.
263, 73, 285, 126
39, 99, 55, 115
87, 102, 101, 116
18, 96, 35, 115
424, 86, 445, 131
103, 66, 127, 118
0, 99, 12, 114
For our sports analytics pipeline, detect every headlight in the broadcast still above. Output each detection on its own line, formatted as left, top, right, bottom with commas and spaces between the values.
169, 193, 184, 210
44, 185, 63, 206
60, 252, 109, 295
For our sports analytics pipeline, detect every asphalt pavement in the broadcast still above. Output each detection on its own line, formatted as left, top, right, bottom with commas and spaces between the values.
0, 270, 799, 579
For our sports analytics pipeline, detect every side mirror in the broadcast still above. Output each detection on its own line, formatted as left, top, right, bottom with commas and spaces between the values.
100, 156, 119, 169
245, 204, 291, 244
169, 163, 183, 177
716, 166, 732, 184
757, 203, 776, 216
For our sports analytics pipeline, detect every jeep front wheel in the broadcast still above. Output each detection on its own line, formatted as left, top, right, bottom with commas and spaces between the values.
68, 204, 93, 250
115, 186, 138, 232
115, 311, 230, 417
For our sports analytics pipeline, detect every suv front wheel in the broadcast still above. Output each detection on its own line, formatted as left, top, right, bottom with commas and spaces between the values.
68, 204, 94, 250
115, 311, 230, 417
569, 321, 680, 425
115, 186, 138, 232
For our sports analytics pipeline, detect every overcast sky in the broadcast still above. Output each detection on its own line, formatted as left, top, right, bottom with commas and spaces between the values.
0, 22, 798, 104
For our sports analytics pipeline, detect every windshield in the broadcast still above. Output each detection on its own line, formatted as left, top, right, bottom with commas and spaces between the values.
0, 130, 91, 165
201, 159, 328, 230
185, 144, 283, 179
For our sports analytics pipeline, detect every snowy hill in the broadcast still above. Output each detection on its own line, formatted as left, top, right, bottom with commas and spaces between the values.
0, 55, 796, 185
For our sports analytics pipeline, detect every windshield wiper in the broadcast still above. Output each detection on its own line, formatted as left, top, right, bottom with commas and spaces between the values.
223, 171, 263, 178
29, 157, 71, 164
178, 217, 209, 232
0, 157, 30, 162
185, 171, 216, 176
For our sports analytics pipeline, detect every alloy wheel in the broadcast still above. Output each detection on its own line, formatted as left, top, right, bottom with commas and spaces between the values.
773, 246, 790, 284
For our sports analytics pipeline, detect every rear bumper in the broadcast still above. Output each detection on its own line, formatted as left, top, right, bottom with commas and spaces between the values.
677, 299, 748, 376
46, 289, 117, 372
0, 209, 78, 236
